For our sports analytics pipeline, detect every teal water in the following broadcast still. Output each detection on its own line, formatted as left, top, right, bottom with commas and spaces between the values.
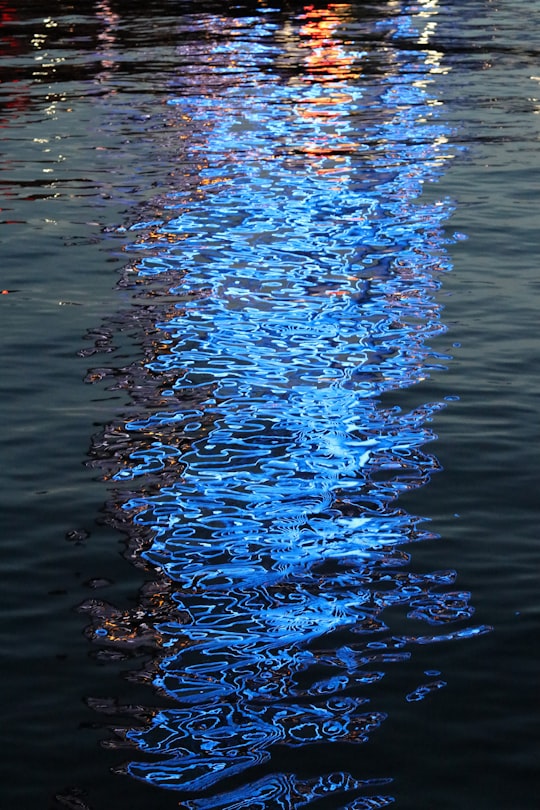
1, 2, 539, 808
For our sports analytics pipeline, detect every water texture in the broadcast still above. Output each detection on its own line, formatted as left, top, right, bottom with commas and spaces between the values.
82, 3, 488, 805
2, 1, 540, 809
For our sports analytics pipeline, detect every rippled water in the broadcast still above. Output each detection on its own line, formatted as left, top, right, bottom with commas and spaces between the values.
84, 6, 489, 803
1, 2, 539, 809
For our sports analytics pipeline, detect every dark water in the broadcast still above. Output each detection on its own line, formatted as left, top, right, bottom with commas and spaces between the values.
1, 1, 539, 808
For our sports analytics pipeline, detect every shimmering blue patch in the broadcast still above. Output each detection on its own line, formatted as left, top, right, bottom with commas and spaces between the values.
406, 679, 447, 703
181, 772, 394, 810
84, 2, 490, 805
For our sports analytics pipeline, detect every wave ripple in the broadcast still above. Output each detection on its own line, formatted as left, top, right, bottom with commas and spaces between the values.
85, 2, 491, 805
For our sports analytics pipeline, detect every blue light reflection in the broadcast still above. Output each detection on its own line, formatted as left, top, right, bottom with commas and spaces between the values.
87, 2, 490, 804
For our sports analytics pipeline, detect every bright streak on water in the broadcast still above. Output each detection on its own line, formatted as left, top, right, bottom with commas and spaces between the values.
84, 2, 491, 805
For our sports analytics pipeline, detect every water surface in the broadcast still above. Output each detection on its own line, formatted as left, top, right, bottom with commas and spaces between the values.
1, 1, 539, 808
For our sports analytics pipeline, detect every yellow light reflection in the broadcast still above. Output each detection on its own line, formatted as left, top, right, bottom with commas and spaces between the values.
95, 0, 120, 76
299, 4, 359, 84
287, 4, 362, 181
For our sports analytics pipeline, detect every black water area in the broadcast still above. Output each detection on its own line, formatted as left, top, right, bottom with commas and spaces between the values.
1, 1, 539, 809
